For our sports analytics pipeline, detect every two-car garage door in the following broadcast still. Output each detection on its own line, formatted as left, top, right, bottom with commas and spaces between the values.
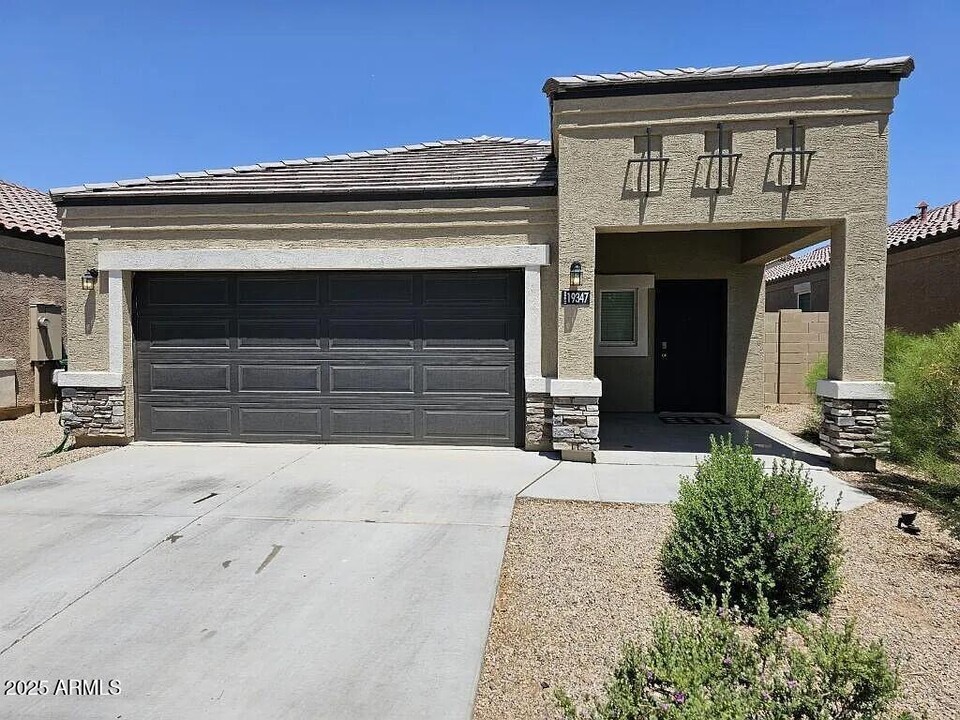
133, 270, 522, 445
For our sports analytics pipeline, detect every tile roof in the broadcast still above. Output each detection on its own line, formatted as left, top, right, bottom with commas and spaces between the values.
765, 245, 832, 282
544, 56, 914, 96
764, 199, 960, 282
50, 136, 556, 202
0, 180, 63, 241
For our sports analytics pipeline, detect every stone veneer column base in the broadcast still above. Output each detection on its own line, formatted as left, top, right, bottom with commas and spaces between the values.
60, 387, 129, 442
551, 396, 599, 461
818, 397, 891, 471
524, 392, 553, 451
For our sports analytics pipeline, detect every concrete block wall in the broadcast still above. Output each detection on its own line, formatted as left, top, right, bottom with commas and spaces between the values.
764, 310, 829, 404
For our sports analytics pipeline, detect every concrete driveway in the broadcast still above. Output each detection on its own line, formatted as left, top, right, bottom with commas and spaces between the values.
0, 444, 558, 720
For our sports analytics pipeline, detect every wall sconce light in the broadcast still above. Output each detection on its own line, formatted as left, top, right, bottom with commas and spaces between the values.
569, 262, 583, 288
81, 268, 99, 290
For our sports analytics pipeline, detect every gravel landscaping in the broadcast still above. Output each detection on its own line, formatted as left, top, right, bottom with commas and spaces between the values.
0, 412, 114, 485
762, 402, 817, 438
475, 496, 960, 720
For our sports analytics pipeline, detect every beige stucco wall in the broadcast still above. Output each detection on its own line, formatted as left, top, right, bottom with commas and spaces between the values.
595, 230, 764, 415
59, 196, 559, 435
0, 233, 65, 410
553, 80, 898, 387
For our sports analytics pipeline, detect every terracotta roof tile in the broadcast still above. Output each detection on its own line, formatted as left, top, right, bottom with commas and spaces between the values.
0, 180, 63, 241
764, 199, 960, 282
50, 136, 556, 202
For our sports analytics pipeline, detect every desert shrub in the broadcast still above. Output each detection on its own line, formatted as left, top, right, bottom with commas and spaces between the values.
661, 436, 841, 620
556, 607, 908, 720
805, 354, 828, 396
803, 355, 829, 437
885, 326, 960, 481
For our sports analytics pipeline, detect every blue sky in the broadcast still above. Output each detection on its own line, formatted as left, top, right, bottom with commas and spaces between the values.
2, 0, 955, 221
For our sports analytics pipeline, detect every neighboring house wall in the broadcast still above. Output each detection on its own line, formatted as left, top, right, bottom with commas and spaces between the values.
886, 234, 960, 333
58, 196, 559, 436
765, 268, 830, 312
765, 234, 960, 333
0, 232, 65, 411
764, 310, 829, 404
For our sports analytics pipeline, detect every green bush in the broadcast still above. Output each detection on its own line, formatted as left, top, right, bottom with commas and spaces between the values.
557, 607, 908, 720
661, 436, 841, 620
885, 326, 960, 482
805, 354, 828, 397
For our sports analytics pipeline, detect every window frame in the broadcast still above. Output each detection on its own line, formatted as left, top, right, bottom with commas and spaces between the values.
794, 281, 812, 312
595, 275, 654, 357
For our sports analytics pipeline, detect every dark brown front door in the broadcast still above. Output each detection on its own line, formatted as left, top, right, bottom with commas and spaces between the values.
654, 279, 726, 413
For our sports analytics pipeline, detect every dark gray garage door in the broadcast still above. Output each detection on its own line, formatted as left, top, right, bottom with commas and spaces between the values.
134, 270, 522, 445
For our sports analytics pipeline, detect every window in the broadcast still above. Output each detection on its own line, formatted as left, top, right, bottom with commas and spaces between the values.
600, 290, 636, 344
794, 281, 812, 312
595, 275, 654, 356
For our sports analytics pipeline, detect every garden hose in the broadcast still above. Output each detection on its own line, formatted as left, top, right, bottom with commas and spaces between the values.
39, 431, 70, 458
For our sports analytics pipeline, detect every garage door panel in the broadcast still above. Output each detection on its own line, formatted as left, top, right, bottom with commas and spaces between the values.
238, 365, 321, 393
422, 365, 512, 395
134, 270, 520, 445
239, 408, 321, 435
328, 319, 417, 349
328, 408, 416, 439
238, 319, 322, 348
237, 275, 320, 305
145, 276, 231, 306
328, 365, 415, 394
146, 406, 232, 435
422, 409, 513, 442
422, 273, 515, 305
144, 319, 231, 349
328, 274, 414, 305
422, 319, 514, 350
149, 364, 231, 392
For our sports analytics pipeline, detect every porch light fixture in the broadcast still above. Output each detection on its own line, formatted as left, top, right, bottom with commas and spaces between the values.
81, 268, 99, 290
569, 262, 583, 288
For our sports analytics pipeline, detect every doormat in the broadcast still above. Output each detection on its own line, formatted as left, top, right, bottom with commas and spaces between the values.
659, 415, 729, 425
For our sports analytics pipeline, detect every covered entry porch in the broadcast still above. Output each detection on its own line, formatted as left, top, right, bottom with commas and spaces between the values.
593, 225, 831, 418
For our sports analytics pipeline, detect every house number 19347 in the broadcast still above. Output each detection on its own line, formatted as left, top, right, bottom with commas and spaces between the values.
561, 290, 591, 306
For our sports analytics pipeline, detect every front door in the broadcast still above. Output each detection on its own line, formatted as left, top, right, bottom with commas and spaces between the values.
654, 279, 726, 413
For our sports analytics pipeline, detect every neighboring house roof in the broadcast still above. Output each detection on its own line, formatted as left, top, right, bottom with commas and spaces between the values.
765, 245, 832, 283
764, 199, 960, 283
0, 179, 63, 241
49, 136, 556, 203
543, 56, 914, 98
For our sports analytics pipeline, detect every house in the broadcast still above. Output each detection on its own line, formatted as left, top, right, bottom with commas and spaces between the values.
50, 56, 914, 470
765, 199, 960, 333
0, 180, 65, 418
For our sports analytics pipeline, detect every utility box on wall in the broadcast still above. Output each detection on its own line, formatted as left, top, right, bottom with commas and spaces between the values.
29, 303, 63, 362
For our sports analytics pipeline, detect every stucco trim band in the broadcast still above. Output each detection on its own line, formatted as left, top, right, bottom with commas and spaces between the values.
549, 378, 603, 397
0, 359, 16, 372
97, 245, 550, 271
816, 380, 894, 400
95, 244, 552, 395
55, 371, 123, 388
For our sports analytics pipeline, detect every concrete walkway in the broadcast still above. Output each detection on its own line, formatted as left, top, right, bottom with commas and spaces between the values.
0, 444, 556, 720
521, 416, 873, 511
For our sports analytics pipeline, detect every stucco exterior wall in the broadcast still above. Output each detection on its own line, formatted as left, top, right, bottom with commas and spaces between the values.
553, 81, 897, 385
595, 230, 764, 415
59, 196, 558, 435
0, 233, 65, 410
886, 235, 960, 333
